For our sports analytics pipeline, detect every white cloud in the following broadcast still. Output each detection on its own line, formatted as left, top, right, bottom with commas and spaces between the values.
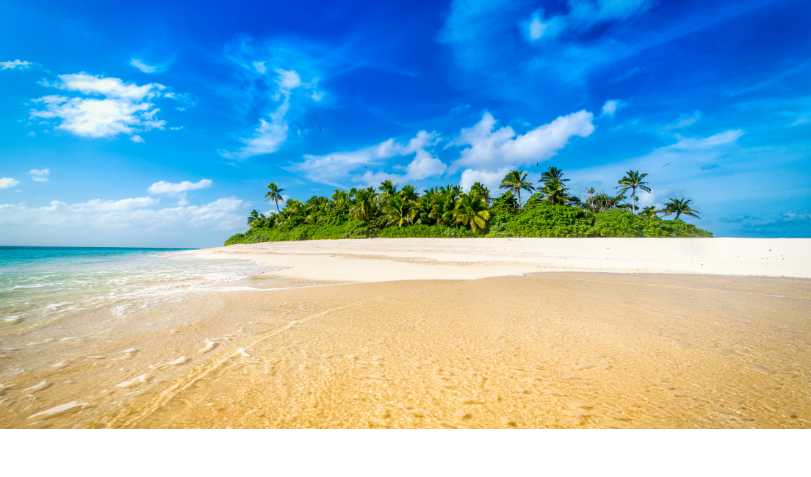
148, 179, 212, 205
27, 169, 49, 182
665, 110, 703, 130
30, 73, 174, 140
459, 167, 512, 193
449, 110, 594, 173
148, 179, 213, 196
130, 59, 157, 73
0, 196, 244, 231
130, 135, 145, 143
294, 131, 446, 187
0, 178, 20, 189
525, 0, 655, 42
668, 130, 745, 150
253, 61, 266, 74
601, 99, 625, 116
222, 68, 307, 159
1, 59, 31, 70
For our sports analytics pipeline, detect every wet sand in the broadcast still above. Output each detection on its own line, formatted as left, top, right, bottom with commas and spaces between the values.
1, 272, 809, 429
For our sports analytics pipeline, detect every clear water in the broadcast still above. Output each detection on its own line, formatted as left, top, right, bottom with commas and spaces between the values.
0, 246, 271, 331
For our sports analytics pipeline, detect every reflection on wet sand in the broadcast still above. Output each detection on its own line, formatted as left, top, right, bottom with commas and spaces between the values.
1, 273, 809, 429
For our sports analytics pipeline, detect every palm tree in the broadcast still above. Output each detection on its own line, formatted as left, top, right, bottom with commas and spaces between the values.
539, 166, 569, 184
382, 195, 418, 227
540, 178, 570, 205
247, 209, 262, 227
265, 182, 285, 214
500, 170, 534, 209
660, 198, 700, 220
470, 182, 492, 204
378, 180, 398, 198
350, 187, 376, 222
616, 170, 651, 214
453, 193, 491, 232
639, 206, 658, 218
399, 184, 420, 202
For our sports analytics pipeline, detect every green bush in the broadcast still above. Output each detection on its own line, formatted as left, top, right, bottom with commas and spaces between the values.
488, 203, 597, 237
592, 209, 712, 237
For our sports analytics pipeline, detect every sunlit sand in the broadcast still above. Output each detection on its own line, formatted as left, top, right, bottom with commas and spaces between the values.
1, 239, 809, 428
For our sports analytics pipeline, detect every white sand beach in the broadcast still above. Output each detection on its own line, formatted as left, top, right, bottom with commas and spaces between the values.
191, 238, 811, 282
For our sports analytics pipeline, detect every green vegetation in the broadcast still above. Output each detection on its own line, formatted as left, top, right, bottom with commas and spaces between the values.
224, 168, 713, 245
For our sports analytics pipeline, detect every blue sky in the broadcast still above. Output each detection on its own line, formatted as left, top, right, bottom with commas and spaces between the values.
1, 0, 809, 247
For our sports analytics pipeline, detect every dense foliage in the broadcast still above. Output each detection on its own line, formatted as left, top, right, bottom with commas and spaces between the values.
225, 168, 713, 245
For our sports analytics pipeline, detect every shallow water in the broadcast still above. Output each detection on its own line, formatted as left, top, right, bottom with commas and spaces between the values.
0, 246, 273, 333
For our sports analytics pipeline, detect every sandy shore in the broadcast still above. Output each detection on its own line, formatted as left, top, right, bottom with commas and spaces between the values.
190, 238, 811, 282
1, 239, 809, 429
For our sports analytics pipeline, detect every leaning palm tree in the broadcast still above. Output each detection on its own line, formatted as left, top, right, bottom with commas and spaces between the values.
660, 198, 700, 220
500, 170, 534, 209
453, 193, 491, 232
265, 182, 285, 214
539, 166, 569, 184
639, 206, 658, 218
616, 170, 651, 214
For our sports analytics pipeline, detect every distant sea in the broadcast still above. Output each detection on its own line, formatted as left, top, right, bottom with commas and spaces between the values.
0, 246, 270, 331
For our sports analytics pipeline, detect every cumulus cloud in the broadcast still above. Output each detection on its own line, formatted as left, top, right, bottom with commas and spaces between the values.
525, 0, 655, 41
601, 99, 625, 117
449, 110, 594, 173
0, 178, 20, 189
1, 59, 31, 70
293, 131, 445, 187
148, 179, 212, 206
0, 196, 243, 231
130, 135, 145, 143
27, 169, 49, 182
28, 73, 180, 140
459, 167, 513, 193
130, 59, 158, 73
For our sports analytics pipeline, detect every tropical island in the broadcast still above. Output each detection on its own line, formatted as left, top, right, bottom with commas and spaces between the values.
225, 167, 711, 245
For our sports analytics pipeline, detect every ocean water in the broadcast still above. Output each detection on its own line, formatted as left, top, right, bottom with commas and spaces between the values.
0, 246, 271, 331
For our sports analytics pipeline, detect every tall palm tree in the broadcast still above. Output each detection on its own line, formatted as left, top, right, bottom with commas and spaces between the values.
639, 206, 658, 218
470, 182, 492, 204
540, 178, 572, 205
500, 169, 534, 209
265, 182, 285, 214
350, 187, 376, 222
539, 166, 569, 184
660, 198, 700, 220
616, 170, 651, 214
453, 193, 491, 232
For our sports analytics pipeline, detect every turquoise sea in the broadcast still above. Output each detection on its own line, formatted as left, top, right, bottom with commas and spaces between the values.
0, 246, 270, 331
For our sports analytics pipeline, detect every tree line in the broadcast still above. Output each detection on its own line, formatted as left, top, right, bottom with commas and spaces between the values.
246, 167, 701, 233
